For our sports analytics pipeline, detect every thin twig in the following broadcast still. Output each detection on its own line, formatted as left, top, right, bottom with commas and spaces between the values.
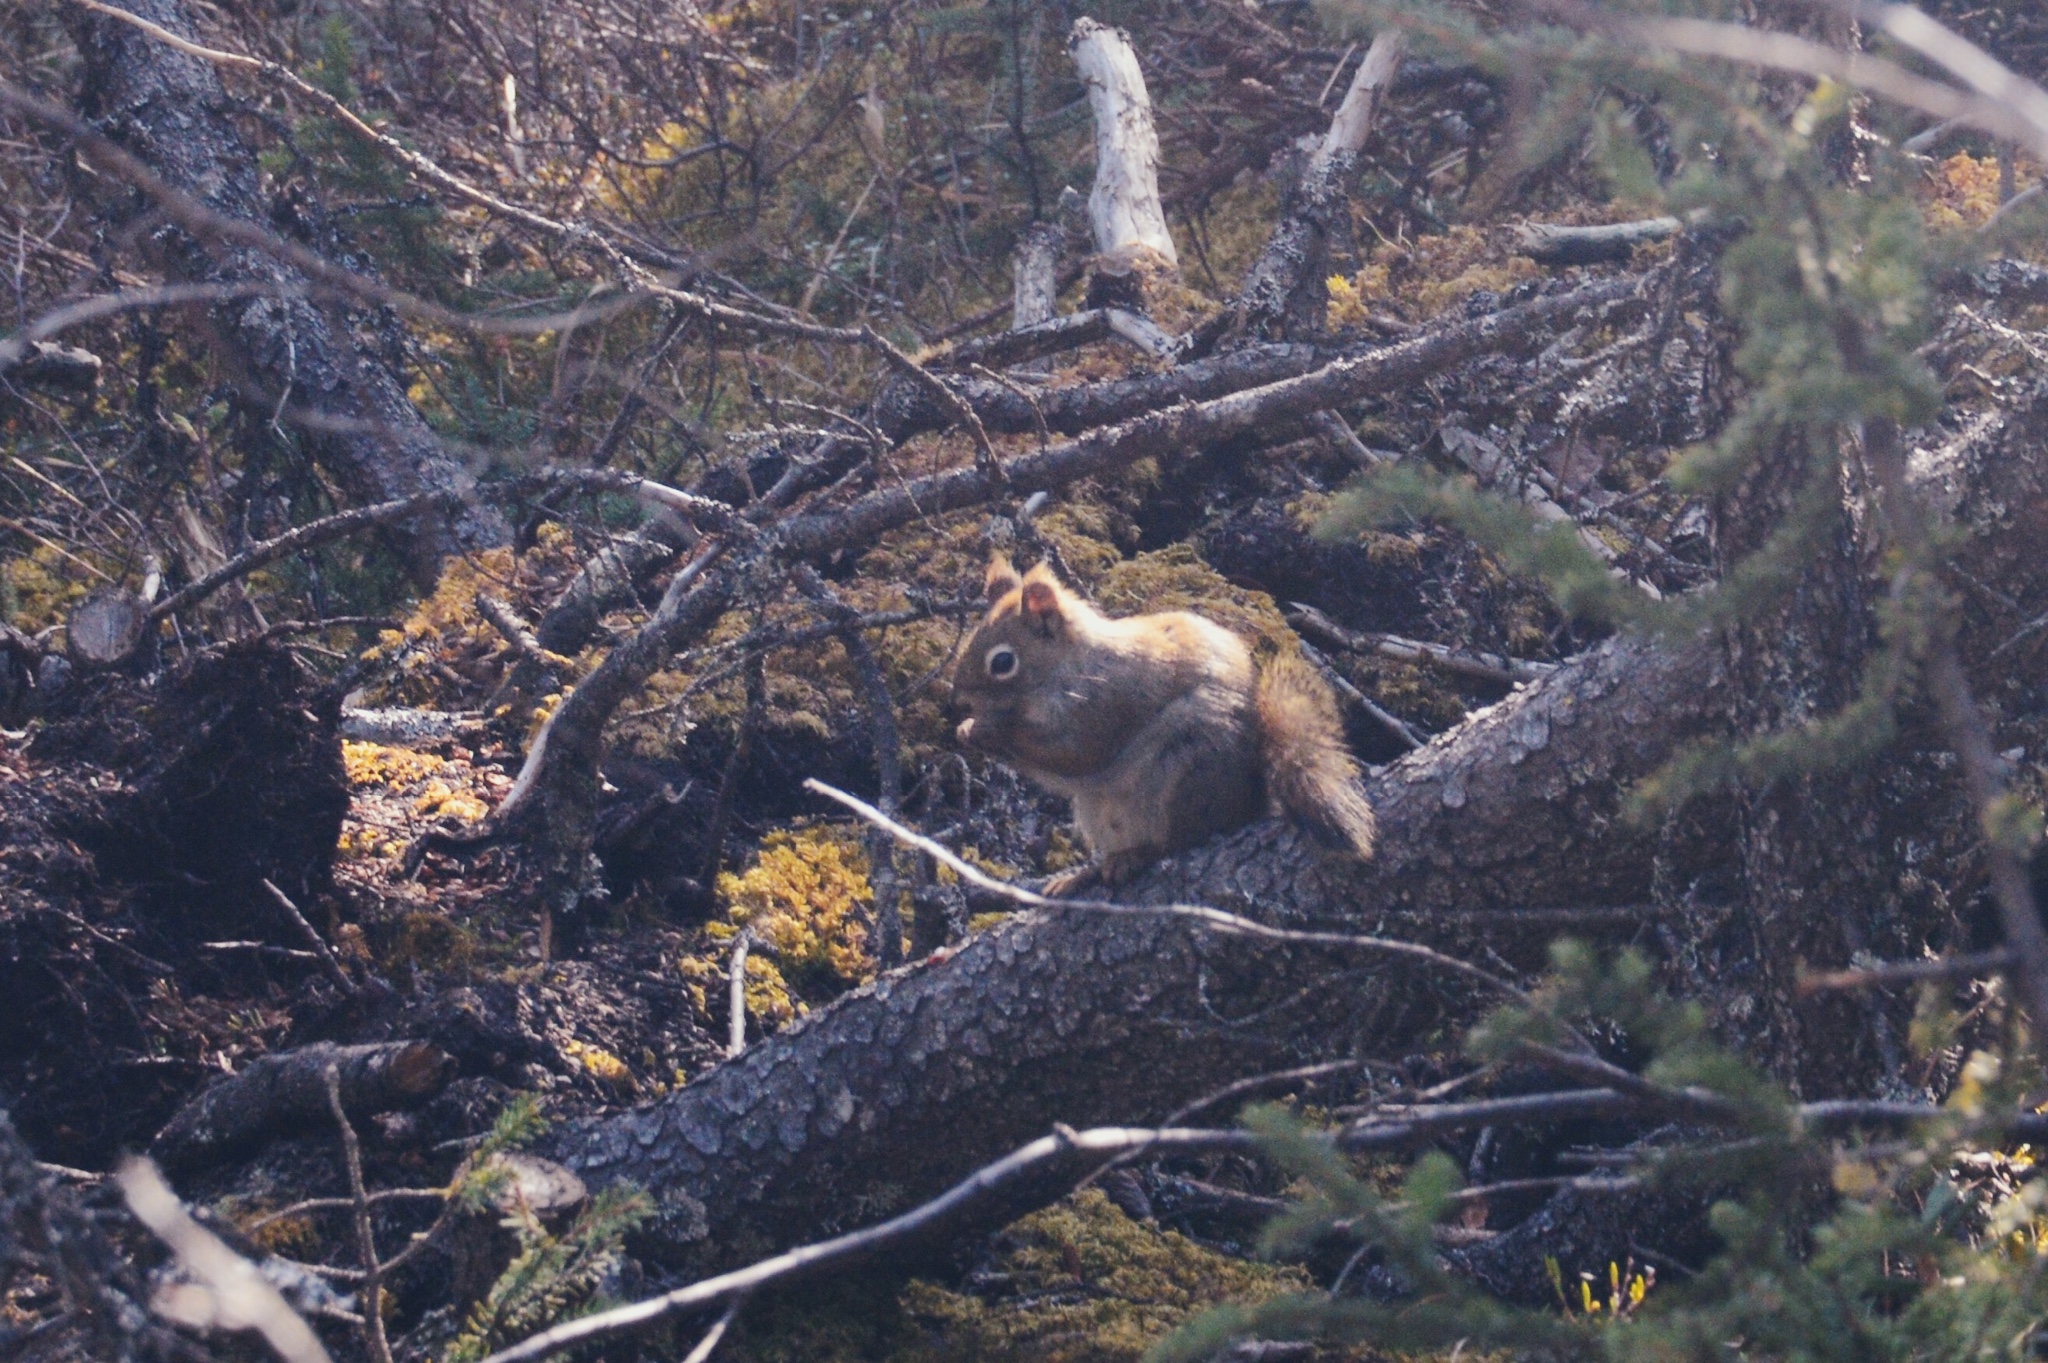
324, 1066, 393, 1363
1299, 639, 1423, 749
262, 880, 355, 995
1288, 603, 1554, 685
1798, 949, 2017, 995
680, 1298, 744, 1363
151, 491, 459, 623
803, 778, 1528, 1002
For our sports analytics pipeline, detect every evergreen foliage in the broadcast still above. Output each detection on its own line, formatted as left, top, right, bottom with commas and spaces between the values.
1158, 945, 2048, 1362
443, 1099, 653, 1363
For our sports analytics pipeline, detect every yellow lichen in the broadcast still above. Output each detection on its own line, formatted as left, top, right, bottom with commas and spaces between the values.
2, 545, 96, 632
561, 1038, 634, 1087
1925, 151, 2034, 232
413, 779, 490, 822
343, 740, 449, 788
711, 826, 874, 990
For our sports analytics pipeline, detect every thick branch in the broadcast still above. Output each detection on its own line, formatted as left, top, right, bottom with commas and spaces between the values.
151, 1041, 455, 1174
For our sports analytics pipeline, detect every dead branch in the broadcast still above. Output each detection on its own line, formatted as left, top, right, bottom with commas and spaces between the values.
1298, 639, 1423, 749
1287, 603, 1553, 685
261, 879, 355, 996
780, 276, 1639, 559
322, 1067, 392, 1363
805, 779, 1528, 1000
1237, 29, 1404, 337
117, 1157, 333, 1363
1798, 950, 2016, 995
148, 490, 462, 625
1069, 19, 1178, 267
152, 1041, 455, 1174
476, 594, 550, 668
1513, 217, 1684, 266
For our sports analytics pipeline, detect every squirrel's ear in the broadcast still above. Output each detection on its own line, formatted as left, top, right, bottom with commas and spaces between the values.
1020, 579, 1062, 632
984, 554, 1021, 602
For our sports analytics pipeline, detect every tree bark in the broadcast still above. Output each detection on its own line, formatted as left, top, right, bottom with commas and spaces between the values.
68, 0, 505, 582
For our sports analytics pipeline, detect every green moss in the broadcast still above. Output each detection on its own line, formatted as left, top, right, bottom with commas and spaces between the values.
900, 1189, 1313, 1363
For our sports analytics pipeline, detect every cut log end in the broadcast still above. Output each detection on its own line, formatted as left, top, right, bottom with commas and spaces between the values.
66, 589, 150, 669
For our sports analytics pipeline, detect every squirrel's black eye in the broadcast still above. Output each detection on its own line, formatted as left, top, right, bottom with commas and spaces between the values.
985, 645, 1018, 678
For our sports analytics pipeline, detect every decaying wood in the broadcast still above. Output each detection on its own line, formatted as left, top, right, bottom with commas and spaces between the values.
1237, 31, 1405, 337
339, 707, 489, 745
152, 1041, 455, 1174
0, 339, 104, 392
448, 1154, 589, 1309
1514, 216, 1685, 266
1069, 19, 1177, 268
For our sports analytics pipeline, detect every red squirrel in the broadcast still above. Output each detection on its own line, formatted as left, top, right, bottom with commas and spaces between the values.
948, 556, 1376, 891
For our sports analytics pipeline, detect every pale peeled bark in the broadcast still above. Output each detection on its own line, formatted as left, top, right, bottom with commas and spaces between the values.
1314, 30, 1406, 169
1068, 19, 1177, 266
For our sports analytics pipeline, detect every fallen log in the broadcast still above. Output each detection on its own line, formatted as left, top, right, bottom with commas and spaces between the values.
1513, 217, 1684, 266
553, 629, 1709, 1270
152, 1041, 455, 1174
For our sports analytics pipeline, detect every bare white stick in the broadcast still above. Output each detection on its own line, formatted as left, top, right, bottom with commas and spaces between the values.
1314, 31, 1406, 170
801, 778, 1528, 1001
118, 1157, 334, 1363
1067, 19, 1177, 266
728, 928, 752, 1058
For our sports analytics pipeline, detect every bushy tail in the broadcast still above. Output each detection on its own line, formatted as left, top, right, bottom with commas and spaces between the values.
1256, 652, 1377, 858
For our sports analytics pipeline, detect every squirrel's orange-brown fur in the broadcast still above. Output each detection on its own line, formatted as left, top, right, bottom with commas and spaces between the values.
947, 556, 1375, 892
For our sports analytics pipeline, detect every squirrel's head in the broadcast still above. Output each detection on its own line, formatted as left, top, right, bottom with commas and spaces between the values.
946, 555, 1080, 755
